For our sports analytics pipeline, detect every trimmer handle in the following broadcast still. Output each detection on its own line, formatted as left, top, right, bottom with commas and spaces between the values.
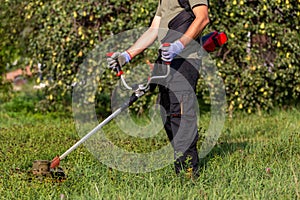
160, 43, 171, 65
106, 47, 171, 92
106, 52, 124, 77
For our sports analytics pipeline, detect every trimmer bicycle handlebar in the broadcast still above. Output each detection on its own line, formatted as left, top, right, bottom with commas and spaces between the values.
107, 51, 170, 92
120, 62, 170, 92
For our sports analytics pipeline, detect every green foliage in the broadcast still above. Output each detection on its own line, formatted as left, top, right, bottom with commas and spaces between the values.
0, 0, 28, 68
1, 0, 299, 115
0, 81, 13, 103
21, 0, 157, 114
1, 94, 35, 113
0, 88, 41, 114
0, 0, 28, 101
205, 0, 300, 114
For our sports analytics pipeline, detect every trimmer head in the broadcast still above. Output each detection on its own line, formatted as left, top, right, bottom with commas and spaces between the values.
32, 160, 51, 176
32, 159, 65, 179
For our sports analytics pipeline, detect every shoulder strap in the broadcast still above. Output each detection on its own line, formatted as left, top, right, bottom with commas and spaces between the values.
178, 0, 195, 19
178, 0, 192, 11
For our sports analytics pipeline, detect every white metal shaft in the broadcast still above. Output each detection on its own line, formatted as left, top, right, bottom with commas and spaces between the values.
59, 108, 122, 160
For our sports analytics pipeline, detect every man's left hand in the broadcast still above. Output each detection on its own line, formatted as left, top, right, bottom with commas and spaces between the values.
160, 40, 184, 62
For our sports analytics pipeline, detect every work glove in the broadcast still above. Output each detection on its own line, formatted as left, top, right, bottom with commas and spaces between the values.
107, 51, 131, 71
160, 40, 184, 62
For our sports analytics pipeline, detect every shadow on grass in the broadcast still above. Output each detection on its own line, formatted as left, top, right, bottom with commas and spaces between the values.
198, 140, 249, 169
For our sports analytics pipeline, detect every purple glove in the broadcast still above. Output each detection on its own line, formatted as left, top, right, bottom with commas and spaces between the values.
107, 51, 131, 70
160, 40, 184, 62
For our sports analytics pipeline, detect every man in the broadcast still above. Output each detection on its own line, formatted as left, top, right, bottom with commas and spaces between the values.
107, 0, 209, 176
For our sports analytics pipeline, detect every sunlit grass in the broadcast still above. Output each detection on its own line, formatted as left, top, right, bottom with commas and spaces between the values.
0, 108, 299, 199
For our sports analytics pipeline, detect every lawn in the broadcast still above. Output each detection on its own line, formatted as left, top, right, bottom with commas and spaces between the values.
0, 106, 299, 199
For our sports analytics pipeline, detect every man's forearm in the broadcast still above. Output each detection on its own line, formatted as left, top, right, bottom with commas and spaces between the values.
126, 27, 158, 58
126, 16, 161, 58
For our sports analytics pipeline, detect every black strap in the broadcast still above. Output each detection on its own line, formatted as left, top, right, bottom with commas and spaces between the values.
178, 0, 192, 11
178, 0, 195, 18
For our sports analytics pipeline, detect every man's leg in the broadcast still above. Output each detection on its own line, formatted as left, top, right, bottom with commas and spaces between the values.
159, 86, 199, 174
168, 90, 199, 175
159, 58, 200, 175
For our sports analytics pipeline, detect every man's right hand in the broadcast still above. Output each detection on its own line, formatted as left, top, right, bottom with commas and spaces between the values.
107, 51, 131, 71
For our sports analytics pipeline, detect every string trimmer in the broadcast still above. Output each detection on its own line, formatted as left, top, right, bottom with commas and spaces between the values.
44, 50, 170, 172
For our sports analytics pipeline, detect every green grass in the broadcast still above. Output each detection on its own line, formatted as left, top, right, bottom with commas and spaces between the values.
0, 108, 299, 200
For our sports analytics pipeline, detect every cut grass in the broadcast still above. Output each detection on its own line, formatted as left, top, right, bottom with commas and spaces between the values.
0, 108, 299, 199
